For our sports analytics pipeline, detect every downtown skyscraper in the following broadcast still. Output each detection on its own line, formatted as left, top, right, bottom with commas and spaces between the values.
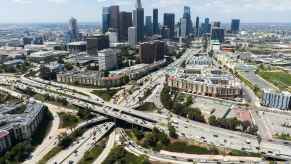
102, 5, 120, 35
164, 13, 175, 39
153, 8, 159, 34
102, 7, 111, 33
195, 16, 200, 37
145, 16, 153, 36
201, 18, 211, 35
119, 11, 132, 41
133, 0, 144, 42
66, 17, 79, 42
231, 19, 240, 34
183, 6, 193, 36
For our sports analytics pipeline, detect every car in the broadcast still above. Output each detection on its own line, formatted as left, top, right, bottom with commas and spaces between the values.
213, 134, 218, 138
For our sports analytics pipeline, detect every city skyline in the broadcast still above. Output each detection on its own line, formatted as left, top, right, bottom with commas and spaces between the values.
2, 0, 291, 23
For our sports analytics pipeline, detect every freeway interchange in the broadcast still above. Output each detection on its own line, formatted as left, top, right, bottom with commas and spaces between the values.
1, 47, 291, 161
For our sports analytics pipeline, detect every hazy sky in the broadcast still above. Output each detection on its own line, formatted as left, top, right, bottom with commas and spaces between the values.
1, 0, 291, 23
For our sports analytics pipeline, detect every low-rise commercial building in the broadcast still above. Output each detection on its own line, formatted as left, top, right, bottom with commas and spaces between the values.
187, 55, 212, 65
66, 41, 87, 54
40, 62, 65, 80
28, 51, 69, 63
56, 71, 125, 88
261, 89, 291, 110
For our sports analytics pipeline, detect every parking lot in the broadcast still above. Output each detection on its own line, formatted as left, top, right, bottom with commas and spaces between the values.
191, 96, 234, 119
259, 111, 291, 135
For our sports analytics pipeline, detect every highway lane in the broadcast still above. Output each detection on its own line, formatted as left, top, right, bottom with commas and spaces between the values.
119, 128, 262, 163
48, 122, 115, 164
23, 103, 61, 164
93, 129, 116, 164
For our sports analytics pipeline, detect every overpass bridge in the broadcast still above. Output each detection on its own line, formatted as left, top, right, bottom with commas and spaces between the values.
12, 80, 157, 130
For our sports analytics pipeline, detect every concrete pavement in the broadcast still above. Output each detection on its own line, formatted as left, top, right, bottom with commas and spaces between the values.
48, 122, 115, 164
93, 129, 116, 164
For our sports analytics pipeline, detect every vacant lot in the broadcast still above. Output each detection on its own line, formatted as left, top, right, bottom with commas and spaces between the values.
258, 70, 291, 91
91, 88, 122, 101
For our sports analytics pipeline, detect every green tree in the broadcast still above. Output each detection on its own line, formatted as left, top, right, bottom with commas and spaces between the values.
133, 128, 144, 140
59, 135, 74, 148
160, 86, 173, 109
185, 96, 193, 106
64, 62, 73, 71
168, 124, 178, 139
208, 115, 217, 125
103, 70, 110, 77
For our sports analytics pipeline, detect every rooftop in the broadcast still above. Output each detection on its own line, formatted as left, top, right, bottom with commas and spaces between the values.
67, 41, 87, 46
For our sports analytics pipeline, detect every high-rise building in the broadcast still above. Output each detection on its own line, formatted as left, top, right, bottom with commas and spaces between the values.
195, 16, 200, 37
102, 7, 111, 33
139, 40, 166, 64
98, 49, 118, 71
154, 40, 166, 61
119, 12, 132, 41
128, 27, 137, 48
163, 13, 175, 39
109, 6, 120, 31
160, 26, 170, 39
211, 28, 225, 43
102, 6, 120, 37
68, 17, 79, 41
106, 30, 119, 44
180, 18, 187, 38
213, 21, 221, 28
183, 6, 193, 36
201, 18, 211, 35
86, 34, 110, 55
145, 16, 153, 36
231, 19, 240, 34
133, 0, 144, 42
153, 9, 159, 34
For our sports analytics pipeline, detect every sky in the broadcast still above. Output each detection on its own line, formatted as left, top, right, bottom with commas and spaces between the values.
1, 0, 291, 23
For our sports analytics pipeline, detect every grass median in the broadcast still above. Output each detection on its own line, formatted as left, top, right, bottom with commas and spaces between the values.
38, 146, 62, 164
91, 88, 122, 101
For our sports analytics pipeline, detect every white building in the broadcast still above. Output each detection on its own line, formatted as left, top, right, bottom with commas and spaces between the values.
180, 18, 187, 38
128, 27, 137, 48
262, 89, 291, 110
98, 49, 118, 71
106, 31, 118, 45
